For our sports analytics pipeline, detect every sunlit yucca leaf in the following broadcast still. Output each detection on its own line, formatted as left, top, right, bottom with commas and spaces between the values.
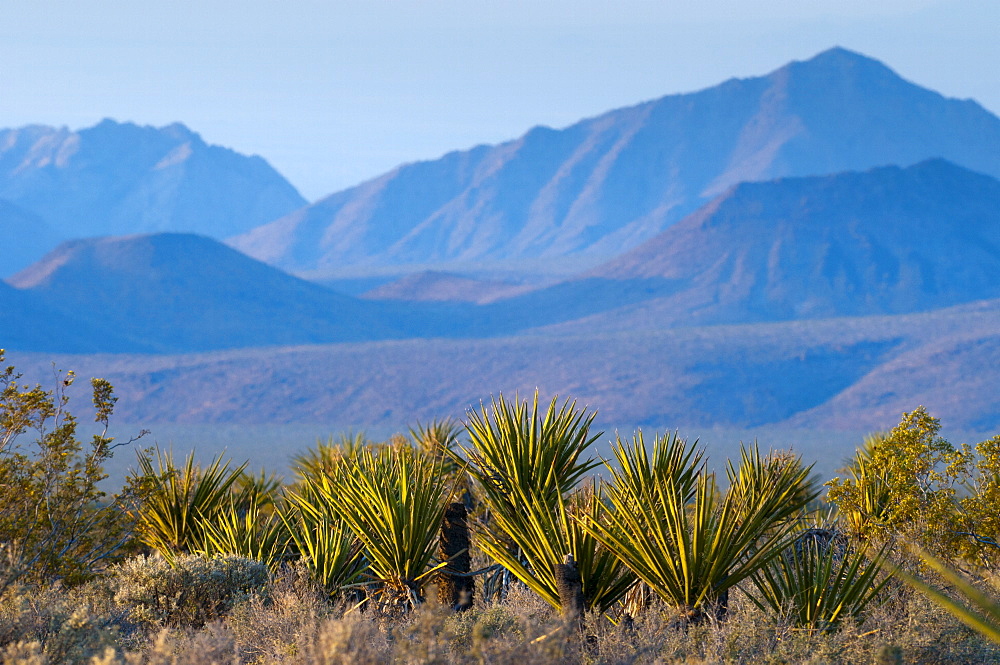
726, 445, 820, 529
233, 468, 283, 512
291, 432, 370, 481
462, 392, 633, 612
604, 430, 704, 508
475, 480, 636, 612
410, 419, 462, 468
887, 544, 1000, 643
133, 448, 246, 562
463, 392, 601, 503
316, 445, 452, 610
281, 481, 367, 596
749, 533, 892, 630
197, 495, 291, 572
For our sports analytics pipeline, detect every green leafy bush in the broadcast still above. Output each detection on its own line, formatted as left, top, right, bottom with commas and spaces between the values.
0, 350, 140, 589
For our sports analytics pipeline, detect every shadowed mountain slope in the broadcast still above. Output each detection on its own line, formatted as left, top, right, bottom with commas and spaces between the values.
0, 120, 306, 242
534, 159, 1000, 332
0, 279, 137, 352
5, 233, 451, 353
0, 200, 61, 277
6, 160, 997, 353
230, 47, 1000, 279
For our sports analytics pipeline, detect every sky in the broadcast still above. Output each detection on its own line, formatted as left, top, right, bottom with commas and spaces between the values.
1, 0, 998, 201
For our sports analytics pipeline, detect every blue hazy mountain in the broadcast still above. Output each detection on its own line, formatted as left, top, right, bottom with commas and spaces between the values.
359, 160, 1000, 334
230, 47, 1000, 280
9, 159, 998, 353
540, 158, 1000, 331
4, 233, 459, 353
0, 199, 61, 276
0, 120, 306, 253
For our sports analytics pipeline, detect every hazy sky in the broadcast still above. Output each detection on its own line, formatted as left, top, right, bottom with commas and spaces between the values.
2, 0, 997, 200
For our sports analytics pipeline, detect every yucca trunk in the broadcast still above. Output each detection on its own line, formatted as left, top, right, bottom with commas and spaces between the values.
437, 501, 474, 610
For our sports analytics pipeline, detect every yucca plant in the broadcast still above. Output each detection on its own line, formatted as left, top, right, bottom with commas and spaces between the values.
314, 444, 453, 611
748, 532, 892, 630
133, 448, 247, 562
281, 480, 367, 597
291, 431, 370, 481
583, 438, 815, 621
197, 494, 291, 572
232, 468, 283, 512
461, 392, 634, 613
411, 418, 474, 506
410, 418, 463, 470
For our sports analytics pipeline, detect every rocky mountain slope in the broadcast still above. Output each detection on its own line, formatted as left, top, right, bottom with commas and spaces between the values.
230, 47, 1000, 280
538, 158, 1000, 331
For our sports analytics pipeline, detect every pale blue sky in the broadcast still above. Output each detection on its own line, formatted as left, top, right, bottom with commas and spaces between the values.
1, 0, 997, 200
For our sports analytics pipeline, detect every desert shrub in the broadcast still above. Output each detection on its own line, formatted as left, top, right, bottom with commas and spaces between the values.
827, 407, 1000, 567
0, 583, 117, 664
826, 407, 970, 553
224, 563, 333, 663
107, 554, 268, 629
0, 350, 141, 590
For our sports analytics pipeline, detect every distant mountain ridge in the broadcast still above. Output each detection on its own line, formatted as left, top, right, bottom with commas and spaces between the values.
5, 233, 448, 353
0, 119, 306, 275
4, 47, 1000, 436
230, 47, 1000, 279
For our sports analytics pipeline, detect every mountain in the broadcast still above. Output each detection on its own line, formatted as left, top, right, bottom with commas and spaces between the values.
0, 120, 306, 244
0, 200, 61, 276
5, 233, 443, 353
0, 278, 136, 352
533, 159, 1000, 332
230, 47, 1000, 280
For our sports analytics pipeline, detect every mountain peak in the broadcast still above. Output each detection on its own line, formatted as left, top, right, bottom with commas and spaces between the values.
0, 120, 306, 241
781, 46, 901, 81
805, 46, 882, 66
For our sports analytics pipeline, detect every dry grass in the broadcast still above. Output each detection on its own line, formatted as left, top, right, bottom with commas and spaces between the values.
2, 559, 1000, 665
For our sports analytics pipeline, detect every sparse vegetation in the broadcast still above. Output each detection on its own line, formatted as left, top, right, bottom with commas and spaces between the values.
3, 351, 1000, 663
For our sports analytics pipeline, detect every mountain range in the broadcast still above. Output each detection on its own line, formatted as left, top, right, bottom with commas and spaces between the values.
2, 47, 999, 436
0, 119, 305, 275
229, 47, 1000, 281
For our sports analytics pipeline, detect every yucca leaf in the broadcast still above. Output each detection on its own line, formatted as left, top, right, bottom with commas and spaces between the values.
887, 544, 1000, 643
462, 392, 633, 612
